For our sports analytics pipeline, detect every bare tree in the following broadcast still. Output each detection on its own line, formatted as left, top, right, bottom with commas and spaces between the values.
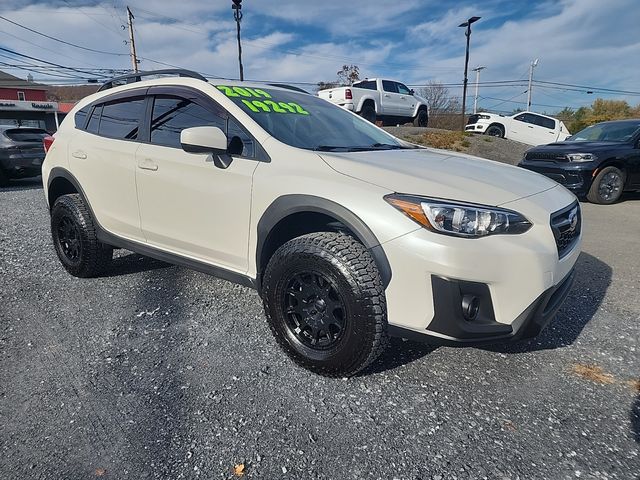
336, 65, 360, 86
417, 81, 461, 130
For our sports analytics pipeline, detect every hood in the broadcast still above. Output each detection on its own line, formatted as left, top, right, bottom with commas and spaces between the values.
320, 148, 559, 206
528, 141, 631, 153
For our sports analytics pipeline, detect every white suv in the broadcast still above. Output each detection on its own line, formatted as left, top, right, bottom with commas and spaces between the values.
42, 70, 582, 377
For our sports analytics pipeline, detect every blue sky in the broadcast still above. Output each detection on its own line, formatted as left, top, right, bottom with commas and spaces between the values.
1, 0, 639, 114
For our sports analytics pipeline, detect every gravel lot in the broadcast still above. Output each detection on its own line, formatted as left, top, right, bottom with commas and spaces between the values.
1, 174, 639, 479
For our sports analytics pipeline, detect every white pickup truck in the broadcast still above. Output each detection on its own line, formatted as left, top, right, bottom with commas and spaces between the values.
318, 78, 429, 127
465, 111, 571, 146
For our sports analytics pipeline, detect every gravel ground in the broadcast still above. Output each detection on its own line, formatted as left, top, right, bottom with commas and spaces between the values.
1, 177, 639, 480
385, 126, 531, 165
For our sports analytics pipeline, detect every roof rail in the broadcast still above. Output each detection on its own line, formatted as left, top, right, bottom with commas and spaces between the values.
97, 69, 207, 91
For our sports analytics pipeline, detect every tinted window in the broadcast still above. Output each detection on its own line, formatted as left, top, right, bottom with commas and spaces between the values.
4, 128, 48, 142
514, 113, 535, 124
75, 107, 90, 129
382, 80, 398, 93
533, 115, 555, 129
227, 118, 254, 157
86, 105, 102, 134
397, 83, 411, 95
150, 96, 226, 149
98, 97, 143, 140
355, 80, 376, 90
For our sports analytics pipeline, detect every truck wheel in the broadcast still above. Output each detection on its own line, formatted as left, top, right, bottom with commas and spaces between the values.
413, 109, 428, 127
587, 166, 625, 204
0, 168, 9, 187
360, 105, 377, 124
262, 232, 388, 377
485, 124, 504, 138
51, 194, 113, 278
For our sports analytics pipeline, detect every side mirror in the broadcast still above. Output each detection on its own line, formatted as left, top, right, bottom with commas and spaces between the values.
181, 126, 233, 169
410, 89, 415, 95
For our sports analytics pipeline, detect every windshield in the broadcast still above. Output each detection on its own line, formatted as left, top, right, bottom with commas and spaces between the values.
568, 121, 640, 142
214, 85, 410, 151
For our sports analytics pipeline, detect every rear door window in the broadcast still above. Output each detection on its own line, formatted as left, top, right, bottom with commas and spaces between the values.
355, 80, 376, 90
97, 97, 144, 140
533, 115, 556, 129
74, 107, 90, 130
86, 105, 102, 134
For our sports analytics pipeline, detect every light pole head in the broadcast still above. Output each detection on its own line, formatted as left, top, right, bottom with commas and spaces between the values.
458, 16, 481, 27
532, 58, 539, 68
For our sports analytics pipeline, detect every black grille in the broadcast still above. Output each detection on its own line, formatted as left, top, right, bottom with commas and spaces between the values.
550, 202, 581, 258
525, 151, 568, 161
466, 114, 480, 125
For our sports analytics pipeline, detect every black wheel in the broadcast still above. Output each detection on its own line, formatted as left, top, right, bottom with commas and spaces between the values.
0, 168, 9, 187
485, 124, 504, 137
262, 232, 388, 377
413, 109, 428, 127
587, 166, 625, 204
360, 104, 377, 124
51, 194, 112, 278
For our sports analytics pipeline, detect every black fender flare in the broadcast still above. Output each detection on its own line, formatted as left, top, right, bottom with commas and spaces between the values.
256, 194, 392, 288
47, 167, 88, 210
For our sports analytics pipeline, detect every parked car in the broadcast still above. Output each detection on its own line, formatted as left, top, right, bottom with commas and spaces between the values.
519, 119, 640, 204
42, 70, 580, 377
318, 78, 429, 127
0, 126, 48, 186
466, 111, 571, 146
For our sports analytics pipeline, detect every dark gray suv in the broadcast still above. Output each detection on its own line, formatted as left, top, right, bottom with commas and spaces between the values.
0, 126, 48, 186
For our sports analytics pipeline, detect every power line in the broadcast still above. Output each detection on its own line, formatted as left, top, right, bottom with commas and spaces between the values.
0, 47, 110, 79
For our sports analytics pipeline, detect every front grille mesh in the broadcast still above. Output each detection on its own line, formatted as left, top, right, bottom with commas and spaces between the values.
550, 202, 581, 258
525, 151, 568, 161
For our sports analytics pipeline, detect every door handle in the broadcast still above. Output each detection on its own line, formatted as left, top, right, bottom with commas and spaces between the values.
72, 150, 87, 159
527, 125, 534, 129
400, 96, 405, 99
138, 158, 158, 171
384, 94, 390, 97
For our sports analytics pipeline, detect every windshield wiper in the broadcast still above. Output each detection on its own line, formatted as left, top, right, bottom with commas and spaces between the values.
313, 145, 353, 151
369, 143, 407, 150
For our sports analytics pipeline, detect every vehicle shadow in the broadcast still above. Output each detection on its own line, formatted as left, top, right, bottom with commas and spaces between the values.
362, 337, 438, 376
1, 177, 43, 191
103, 251, 172, 277
483, 251, 611, 354
632, 394, 640, 444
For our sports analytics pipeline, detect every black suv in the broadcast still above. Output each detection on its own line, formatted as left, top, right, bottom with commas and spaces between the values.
519, 119, 640, 204
0, 126, 49, 186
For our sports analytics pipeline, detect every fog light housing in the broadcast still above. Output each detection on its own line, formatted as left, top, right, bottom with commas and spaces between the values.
461, 295, 480, 321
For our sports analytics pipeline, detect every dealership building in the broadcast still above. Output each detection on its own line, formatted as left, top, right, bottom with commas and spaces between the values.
0, 71, 60, 132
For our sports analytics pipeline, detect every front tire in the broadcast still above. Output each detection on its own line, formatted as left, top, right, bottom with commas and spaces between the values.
587, 166, 625, 204
51, 194, 113, 278
262, 232, 388, 377
485, 124, 504, 137
413, 109, 428, 127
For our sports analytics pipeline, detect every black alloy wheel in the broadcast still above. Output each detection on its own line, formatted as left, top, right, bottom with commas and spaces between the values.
485, 125, 504, 137
587, 166, 625, 204
56, 215, 82, 264
282, 270, 347, 350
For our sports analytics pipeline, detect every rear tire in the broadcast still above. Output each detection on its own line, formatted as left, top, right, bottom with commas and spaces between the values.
360, 104, 377, 124
413, 109, 428, 127
485, 124, 504, 138
51, 194, 113, 278
587, 166, 625, 204
262, 232, 388, 377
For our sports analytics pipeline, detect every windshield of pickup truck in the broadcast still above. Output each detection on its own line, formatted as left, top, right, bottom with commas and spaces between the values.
568, 121, 640, 142
215, 85, 410, 151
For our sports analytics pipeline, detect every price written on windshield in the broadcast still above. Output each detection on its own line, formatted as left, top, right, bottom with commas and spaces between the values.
216, 85, 310, 115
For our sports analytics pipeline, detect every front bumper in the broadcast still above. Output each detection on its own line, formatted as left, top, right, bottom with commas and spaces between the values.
381, 186, 581, 345
519, 161, 594, 197
465, 122, 488, 133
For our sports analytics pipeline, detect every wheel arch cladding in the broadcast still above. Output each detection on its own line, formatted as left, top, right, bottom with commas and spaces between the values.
256, 195, 392, 289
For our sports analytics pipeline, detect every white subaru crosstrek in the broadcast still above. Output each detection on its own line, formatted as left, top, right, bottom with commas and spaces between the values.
42, 70, 581, 377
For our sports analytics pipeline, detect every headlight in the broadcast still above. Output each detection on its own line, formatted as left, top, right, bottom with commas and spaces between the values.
384, 194, 532, 238
566, 153, 597, 162
478, 114, 491, 120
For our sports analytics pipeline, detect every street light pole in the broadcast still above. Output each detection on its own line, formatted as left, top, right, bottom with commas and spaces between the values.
458, 16, 481, 130
232, 0, 244, 81
527, 58, 539, 111
472, 66, 486, 114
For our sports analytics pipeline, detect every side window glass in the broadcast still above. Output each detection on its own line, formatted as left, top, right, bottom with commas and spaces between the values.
75, 106, 90, 130
397, 83, 411, 95
382, 80, 398, 93
86, 105, 102, 134
227, 118, 255, 157
150, 96, 226, 149
98, 97, 144, 140
356, 80, 375, 90
536, 116, 555, 129
514, 113, 527, 123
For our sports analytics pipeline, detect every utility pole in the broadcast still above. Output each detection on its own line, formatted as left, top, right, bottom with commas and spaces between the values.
126, 6, 139, 73
472, 66, 486, 114
527, 58, 539, 111
458, 16, 481, 130
232, 0, 244, 81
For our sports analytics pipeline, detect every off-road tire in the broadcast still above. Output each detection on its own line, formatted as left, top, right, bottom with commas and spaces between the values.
360, 104, 377, 124
0, 168, 9, 187
413, 109, 428, 127
51, 194, 113, 278
587, 166, 625, 204
485, 124, 504, 137
262, 232, 388, 377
